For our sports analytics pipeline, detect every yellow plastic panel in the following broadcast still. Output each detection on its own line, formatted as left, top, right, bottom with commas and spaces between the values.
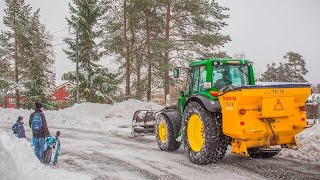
261, 96, 294, 118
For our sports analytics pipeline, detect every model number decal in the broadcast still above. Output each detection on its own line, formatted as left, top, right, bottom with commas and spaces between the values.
225, 102, 234, 111
265, 89, 285, 95
223, 96, 237, 101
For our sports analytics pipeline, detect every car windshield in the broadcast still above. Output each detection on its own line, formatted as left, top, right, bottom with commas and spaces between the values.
212, 65, 250, 89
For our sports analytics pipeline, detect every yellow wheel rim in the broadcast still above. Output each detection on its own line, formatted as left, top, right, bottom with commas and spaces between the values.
158, 122, 167, 143
187, 114, 204, 152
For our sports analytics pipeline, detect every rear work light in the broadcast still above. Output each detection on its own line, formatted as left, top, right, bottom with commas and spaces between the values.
239, 109, 246, 115
299, 106, 306, 111
210, 91, 219, 97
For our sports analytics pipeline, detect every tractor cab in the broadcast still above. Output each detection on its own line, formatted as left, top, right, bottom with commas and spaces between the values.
174, 59, 255, 110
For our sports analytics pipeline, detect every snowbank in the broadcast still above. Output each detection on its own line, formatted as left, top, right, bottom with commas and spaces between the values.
0, 99, 162, 131
308, 93, 320, 101
279, 123, 320, 163
48, 103, 108, 129
104, 99, 162, 119
0, 130, 91, 180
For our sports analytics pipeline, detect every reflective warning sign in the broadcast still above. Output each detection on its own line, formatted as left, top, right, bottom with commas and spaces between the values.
274, 99, 284, 111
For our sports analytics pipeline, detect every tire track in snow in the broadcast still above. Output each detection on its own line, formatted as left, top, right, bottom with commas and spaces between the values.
61, 149, 179, 180
2, 122, 320, 180
221, 154, 320, 180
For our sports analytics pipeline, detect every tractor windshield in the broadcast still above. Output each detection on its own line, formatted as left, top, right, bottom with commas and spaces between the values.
212, 65, 250, 89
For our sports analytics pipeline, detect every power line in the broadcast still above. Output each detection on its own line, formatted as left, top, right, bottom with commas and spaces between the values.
52, 32, 75, 41
52, 42, 67, 47
51, 27, 70, 34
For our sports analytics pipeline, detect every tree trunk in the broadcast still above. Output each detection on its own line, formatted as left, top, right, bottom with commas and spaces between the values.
136, 59, 141, 99
124, 0, 131, 96
146, 19, 151, 101
164, 0, 171, 103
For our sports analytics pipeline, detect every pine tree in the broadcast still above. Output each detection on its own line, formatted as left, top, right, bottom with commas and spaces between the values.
2, 0, 33, 108
103, 0, 230, 103
0, 33, 14, 107
260, 52, 308, 83
259, 63, 278, 82
64, 0, 118, 103
23, 10, 56, 106
2, 0, 55, 108
284, 52, 308, 82
161, 0, 231, 102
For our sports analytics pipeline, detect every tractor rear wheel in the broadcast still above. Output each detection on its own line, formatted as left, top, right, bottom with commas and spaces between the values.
248, 148, 281, 158
155, 114, 181, 151
182, 101, 228, 165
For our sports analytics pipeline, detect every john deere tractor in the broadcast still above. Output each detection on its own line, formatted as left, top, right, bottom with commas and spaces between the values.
154, 58, 311, 165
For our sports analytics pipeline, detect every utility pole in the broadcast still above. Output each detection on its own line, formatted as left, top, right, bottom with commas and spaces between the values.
76, 23, 80, 104
13, 0, 20, 109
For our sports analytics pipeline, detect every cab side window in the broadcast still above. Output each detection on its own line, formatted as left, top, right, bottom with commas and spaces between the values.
191, 66, 207, 93
192, 67, 200, 93
199, 66, 207, 91
212, 67, 222, 86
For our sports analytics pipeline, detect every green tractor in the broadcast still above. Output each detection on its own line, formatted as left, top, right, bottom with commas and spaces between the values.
153, 58, 311, 165
155, 58, 255, 164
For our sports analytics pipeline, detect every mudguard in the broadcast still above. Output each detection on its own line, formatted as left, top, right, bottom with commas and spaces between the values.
159, 106, 182, 138
185, 95, 221, 113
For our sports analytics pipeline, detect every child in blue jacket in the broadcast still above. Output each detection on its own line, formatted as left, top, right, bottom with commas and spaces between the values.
16, 116, 26, 139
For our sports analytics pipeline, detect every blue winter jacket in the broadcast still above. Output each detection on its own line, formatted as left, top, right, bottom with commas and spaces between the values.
16, 120, 26, 139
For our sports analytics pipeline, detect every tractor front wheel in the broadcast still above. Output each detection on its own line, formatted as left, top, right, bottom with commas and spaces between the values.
155, 114, 181, 151
182, 101, 228, 165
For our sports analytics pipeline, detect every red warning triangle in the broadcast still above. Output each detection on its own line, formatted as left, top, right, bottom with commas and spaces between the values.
274, 99, 284, 110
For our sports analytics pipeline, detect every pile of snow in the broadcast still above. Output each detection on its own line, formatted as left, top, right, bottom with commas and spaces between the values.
0, 130, 91, 180
280, 123, 320, 163
48, 103, 108, 129
308, 93, 320, 101
101, 99, 162, 132
0, 99, 162, 131
104, 99, 162, 119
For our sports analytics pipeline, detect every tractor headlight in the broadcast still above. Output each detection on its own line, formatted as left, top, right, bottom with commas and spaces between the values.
214, 62, 218, 65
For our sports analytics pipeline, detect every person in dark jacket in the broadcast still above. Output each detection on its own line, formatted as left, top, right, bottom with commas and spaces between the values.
29, 102, 50, 163
16, 116, 26, 139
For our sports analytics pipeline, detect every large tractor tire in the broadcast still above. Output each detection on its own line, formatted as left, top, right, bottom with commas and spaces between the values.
182, 101, 228, 165
248, 148, 281, 158
155, 113, 181, 151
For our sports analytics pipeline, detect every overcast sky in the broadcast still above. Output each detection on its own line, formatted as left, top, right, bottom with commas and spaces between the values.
0, 0, 319, 84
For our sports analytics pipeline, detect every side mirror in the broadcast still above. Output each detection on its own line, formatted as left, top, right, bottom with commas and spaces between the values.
180, 90, 184, 96
173, 68, 180, 78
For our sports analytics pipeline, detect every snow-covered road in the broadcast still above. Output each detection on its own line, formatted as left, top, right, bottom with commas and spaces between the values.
1, 100, 320, 180
1, 121, 319, 180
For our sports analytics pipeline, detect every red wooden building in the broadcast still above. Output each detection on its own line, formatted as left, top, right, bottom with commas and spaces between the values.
0, 81, 74, 109
51, 81, 75, 109
0, 93, 27, 109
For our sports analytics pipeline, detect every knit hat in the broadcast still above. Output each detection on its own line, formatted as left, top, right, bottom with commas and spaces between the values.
35, 102, 43, 109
